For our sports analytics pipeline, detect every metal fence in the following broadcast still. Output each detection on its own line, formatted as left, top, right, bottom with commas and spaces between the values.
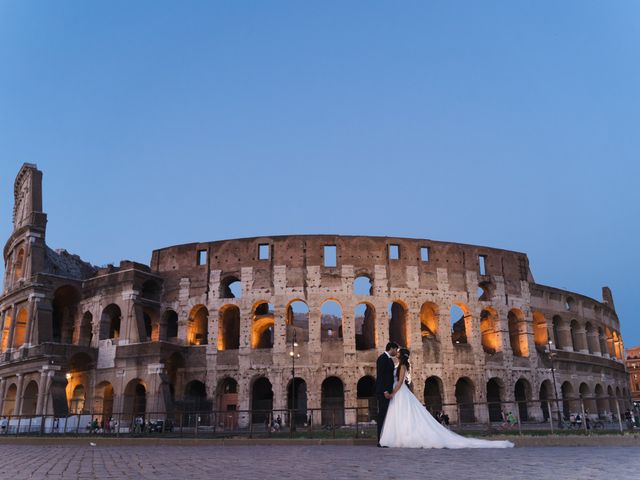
0, 395, 635, 439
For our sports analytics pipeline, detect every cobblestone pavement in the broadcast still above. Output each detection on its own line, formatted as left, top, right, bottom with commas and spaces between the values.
0, 444, 638, 479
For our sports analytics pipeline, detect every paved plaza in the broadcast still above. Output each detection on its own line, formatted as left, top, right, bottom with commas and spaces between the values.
0, 443, 638, 479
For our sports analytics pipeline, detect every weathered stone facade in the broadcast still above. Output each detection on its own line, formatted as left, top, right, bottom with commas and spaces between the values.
0, 164, 630, 426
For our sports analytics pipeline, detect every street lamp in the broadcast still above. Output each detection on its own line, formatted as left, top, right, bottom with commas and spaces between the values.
547, 340, 562, 426
289, 330, 300, 432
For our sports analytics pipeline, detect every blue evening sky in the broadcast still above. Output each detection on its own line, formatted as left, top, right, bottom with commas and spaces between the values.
1, 2, 639, 344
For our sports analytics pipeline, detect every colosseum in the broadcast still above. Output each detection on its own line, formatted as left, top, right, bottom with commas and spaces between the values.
0, 163, 630, 430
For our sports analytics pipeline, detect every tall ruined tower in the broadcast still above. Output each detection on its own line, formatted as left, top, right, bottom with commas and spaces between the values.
3, 163, 47, 294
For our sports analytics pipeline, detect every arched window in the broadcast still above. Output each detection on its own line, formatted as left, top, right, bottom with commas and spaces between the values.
355, 303, 375, 351
14, 248, 25, 280
286, 300, 309, 343
480, 308, 500, 354
321, 300, 343, 342
450, 303, 470, 345
252, 302, 274, 349
353, 276, 373, 296
100, 304, 122, 341
218, 305, 239, 350
420, 302, 438, 338
508, 309, 528, 357
188, 305, 208, 345
532, 311, 548, 348
388, 301, 408, 347
220, 276, 242, 299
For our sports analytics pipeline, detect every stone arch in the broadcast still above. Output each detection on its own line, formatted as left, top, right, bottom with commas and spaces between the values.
607, 385, 616, 414
605, 327, 615, 358
14, 247, 25, 280
321, 376, 345, 426
250, 376, 273, 424
486, 377, 504, 422
598, 327, 607, 355
613, 331, 623, 359
514, 378, 532, 421
594, 384, 608, 416
252, 301, 274, 349
3, 383, 17, 415
218, 305, 240, 350
1, 313, 12, 352
353, 275, 373, 296
424, 376, 443, 413
532, 310, 548, 348
480, 307, 500, 354
585, 322, 596, 354
561, 381, 575, 419
161, 309, 179, 341
123, 379, 147, 421
551, 315, 563, 349
52, 285, 81, 344
220, 276, 241, 299
455, 377, 475, 423
93, 381, 114, 419
388, 301, 409, 347
287, 377, 308, 425
321, 299, 343, 342
188, 305, 208, 346
21, 380, 38, 416
286, 299, 309, 343
355, 302, 376, 350
184, 380, 209, 412
450, 303, 471, 345
69, 384, 86, 414
216, 377, 239, 416
420, 302, 438, 338
78, 312, 93, 346
579, 382, 595, 414
477, 280, 493, 301
539, 379, 554, 420
12, 307, 28, 349
508, 309, 528, 357
356, 376, 376, 422
99, 304, 122, 341
569, 319, 580, 352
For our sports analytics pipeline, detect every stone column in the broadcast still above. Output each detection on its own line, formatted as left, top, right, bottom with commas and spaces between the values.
7, 304, 17, 351
574, 326, 589, 353
557, 323, 573, 352
35, 369, 48, 415
587, 329, 601, 356
24, 296, 39, 347
0, 378, 6, 414
14, 374, 24, 415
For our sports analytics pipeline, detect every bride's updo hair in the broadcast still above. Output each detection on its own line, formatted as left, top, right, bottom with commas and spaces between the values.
397, 347, 411, 379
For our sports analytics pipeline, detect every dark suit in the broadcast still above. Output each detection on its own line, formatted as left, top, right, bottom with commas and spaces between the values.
375, 352, 395, 441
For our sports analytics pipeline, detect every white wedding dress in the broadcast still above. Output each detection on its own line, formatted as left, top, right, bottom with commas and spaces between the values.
380, 377, 514, 449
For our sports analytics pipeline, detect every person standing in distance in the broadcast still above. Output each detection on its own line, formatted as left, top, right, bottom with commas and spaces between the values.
376, 341, 399, 446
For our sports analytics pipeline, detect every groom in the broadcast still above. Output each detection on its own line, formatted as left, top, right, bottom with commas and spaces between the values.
375, 341, 399, 446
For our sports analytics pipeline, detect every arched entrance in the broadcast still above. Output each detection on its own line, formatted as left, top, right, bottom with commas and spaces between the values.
321, 377, 345, 426
514, 378, 531, 421
251, 377, 273, 424
486, 378, 503, 422
356, 376, 376, 422
539, 380, 553, 421
123, 379, 146, 424
423, 376, 443, 413
455, 377, 475, 423
21, 381, 38, 416
561, 382, 574, 420
287, 377, 308, 425
2, 384, 17, 415
69, 385, 86, 414
93, 382, 114, 420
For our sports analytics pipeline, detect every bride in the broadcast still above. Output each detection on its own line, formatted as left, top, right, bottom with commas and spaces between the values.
379, 348, 514, 449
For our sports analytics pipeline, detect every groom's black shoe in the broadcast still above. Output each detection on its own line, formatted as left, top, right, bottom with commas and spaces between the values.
377, 443, 389, 448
